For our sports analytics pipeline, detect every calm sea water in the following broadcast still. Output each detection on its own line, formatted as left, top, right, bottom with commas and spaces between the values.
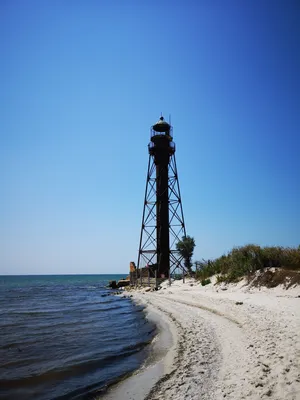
0, 275, 156, 400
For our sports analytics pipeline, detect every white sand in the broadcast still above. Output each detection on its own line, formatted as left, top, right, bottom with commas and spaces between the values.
115, 277, 300, 400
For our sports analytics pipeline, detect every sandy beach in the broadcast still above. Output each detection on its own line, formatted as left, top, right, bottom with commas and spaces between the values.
103, 277, 300, 400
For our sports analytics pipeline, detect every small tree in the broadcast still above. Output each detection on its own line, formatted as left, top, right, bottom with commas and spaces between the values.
176, 235, 196, 274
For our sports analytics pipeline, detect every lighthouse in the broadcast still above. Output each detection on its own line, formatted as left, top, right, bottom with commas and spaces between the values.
137, 116, 186, 278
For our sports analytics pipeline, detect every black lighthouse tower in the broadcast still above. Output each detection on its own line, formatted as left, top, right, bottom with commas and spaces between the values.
137, 116, 187, 278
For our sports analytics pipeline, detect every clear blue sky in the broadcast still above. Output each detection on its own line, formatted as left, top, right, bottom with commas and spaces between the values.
1, 1, 299, 275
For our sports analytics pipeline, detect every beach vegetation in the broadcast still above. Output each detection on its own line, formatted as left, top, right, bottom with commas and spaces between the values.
195, 244, 300, 284
216, 274, 227, 283
176, 235, 196, 274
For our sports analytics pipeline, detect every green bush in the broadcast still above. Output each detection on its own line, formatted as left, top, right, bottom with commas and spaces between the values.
195, 259, 218, 280
201, 278, 211, 286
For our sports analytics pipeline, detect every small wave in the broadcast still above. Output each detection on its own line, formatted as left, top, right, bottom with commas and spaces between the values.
1, 310, 67, 317
1, 357, 42, 369
85, 305, 123, 313
0, 301, 119, 317
0, 340, 38, 351
117, 307, 146, 316
0, 339, 152, 391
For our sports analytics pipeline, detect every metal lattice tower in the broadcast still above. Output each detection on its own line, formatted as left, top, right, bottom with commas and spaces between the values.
137, 116, 187, 278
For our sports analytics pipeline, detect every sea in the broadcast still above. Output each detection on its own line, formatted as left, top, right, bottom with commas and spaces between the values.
0, 275, 156, 400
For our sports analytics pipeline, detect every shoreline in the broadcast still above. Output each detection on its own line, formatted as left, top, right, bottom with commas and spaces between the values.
101, 298, 177, 400
102, 277, 300, 400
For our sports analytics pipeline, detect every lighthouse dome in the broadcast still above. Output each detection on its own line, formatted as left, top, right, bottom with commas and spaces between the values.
152, 116, 171, 133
